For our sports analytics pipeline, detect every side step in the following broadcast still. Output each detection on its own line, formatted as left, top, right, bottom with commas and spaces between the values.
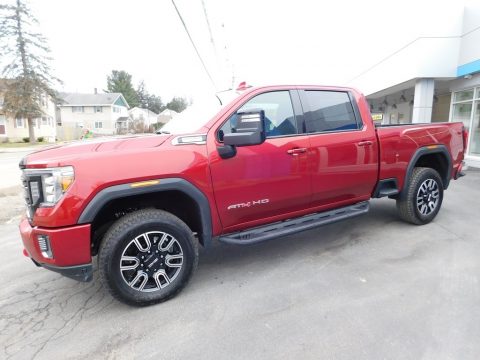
218, 201, 369, 245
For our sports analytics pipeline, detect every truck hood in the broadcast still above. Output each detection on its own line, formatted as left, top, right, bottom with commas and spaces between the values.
25, 134, 171, 167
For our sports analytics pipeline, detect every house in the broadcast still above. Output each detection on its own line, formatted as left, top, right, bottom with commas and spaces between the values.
157, 108, 178, 127
128, 107, 159, 129
56, 90, 130, 140
0, 79, 57, 143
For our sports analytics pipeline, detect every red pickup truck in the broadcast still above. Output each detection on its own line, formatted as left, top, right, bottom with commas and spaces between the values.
19, 85, 467, 306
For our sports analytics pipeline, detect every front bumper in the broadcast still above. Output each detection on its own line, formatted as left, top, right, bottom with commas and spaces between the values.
19, 218, 93, 282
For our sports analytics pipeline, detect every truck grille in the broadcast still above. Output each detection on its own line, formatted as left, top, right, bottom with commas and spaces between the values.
21, 173, 44, 220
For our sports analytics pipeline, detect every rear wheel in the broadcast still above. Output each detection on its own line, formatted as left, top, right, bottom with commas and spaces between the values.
396, 167, 444, 225
99, 209, 198, 306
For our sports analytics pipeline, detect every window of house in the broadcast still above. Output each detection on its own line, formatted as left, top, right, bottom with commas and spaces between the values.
451, 87, 480, 157
94, 106, 103, 113
95, 121, 103, 129
16, 118, 24, 128
72, 106, 84, 113
218, 91, 297, 140
303, 91, 359, 133
42, 116, 48, 126
0, 115, 6, 135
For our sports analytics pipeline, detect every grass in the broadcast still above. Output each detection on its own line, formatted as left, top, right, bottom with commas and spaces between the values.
0, 142, 48, 148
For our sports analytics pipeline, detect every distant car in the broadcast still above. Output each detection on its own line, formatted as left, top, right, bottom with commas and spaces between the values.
19, 85, 467, 306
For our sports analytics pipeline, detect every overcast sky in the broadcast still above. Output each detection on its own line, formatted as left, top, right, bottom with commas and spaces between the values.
23, 0, 467, 102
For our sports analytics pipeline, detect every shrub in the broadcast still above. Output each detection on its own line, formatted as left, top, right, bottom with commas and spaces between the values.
37, 137, 44, 142
22, 137, 30, 143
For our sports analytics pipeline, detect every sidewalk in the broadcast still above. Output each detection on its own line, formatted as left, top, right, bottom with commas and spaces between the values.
0, 144, 51, 153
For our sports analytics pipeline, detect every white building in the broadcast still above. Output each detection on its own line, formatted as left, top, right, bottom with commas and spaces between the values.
128, 107, 159, 128
349, 3, 480, 167
157, 108, 178, 127
0, 79, 57, 143
57, 91, 130, 140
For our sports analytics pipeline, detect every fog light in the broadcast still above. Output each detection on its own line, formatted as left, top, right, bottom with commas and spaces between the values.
37, 234, 53, 259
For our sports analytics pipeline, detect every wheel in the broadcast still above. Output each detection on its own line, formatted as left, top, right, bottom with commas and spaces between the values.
99, 209, 199, 306
396, 167, 444, 225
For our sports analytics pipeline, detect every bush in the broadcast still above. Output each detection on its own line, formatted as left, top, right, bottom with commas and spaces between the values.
37, 137, 44, 142
22, 137, 30, 143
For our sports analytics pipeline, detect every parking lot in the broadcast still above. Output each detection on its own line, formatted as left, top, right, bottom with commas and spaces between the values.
0, 168, 479, 359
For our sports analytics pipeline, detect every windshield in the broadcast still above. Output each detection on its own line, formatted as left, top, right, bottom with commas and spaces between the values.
159, 90, 240, 135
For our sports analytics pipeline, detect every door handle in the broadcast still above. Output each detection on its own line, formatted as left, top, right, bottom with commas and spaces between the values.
287, 147, 307, 155
357, 140, 373, 146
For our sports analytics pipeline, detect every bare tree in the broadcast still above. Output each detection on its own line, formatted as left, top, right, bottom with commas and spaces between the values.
0, 0, 60, 143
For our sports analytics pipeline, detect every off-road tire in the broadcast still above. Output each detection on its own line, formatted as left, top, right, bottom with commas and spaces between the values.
396, 167, 444, 225
99, 209, 199, 306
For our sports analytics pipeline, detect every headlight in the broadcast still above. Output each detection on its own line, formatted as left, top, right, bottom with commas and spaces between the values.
23, 166, 75, 207
42, 166, 75, 205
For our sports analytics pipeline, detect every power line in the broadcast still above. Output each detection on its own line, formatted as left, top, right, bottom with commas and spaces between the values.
171, 0, 217, 89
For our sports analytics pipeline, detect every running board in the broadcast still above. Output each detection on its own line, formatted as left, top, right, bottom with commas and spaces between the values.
218, 201, 370, 245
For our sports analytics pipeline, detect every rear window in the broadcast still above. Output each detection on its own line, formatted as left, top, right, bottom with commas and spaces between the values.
304, 91, 359, 133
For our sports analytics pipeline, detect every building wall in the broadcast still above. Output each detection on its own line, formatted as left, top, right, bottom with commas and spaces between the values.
381, 102, 412, 125
432, 94, 451, 122
0, 97, 56, 142
57, 105, 128, 140
457, 3, 480, 70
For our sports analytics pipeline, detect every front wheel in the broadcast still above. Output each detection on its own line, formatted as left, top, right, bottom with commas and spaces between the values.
396, 167, 444, 225
99, 209, 198, 306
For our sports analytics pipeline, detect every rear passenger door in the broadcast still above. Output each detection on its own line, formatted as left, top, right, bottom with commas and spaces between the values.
299, 89, 378, 208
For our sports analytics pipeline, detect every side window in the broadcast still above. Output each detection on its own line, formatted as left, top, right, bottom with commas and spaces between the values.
304, 91, 359, 133
219, 91, 297, 141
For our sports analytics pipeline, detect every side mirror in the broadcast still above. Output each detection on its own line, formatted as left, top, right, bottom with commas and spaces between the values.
223, 109, 266, 147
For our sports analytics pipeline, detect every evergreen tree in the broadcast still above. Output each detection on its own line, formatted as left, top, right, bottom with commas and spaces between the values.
106, 70, 139, 108
0, 0, 61, 143
166, 96, 189, 113
137, 80, 164, 114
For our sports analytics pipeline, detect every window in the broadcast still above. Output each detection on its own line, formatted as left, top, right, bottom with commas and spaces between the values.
16, 118, 24, 128
113, 106, 121, 113
451, 87, 480, 157
0, 96, 4, 107
304, 91, 359, 133
94, 106, 103, 113
0, 115, 6, 135
42, 116, 48, 126
219, 91, 297, 140
94, 121, 103, 129
72, 106, 84, 113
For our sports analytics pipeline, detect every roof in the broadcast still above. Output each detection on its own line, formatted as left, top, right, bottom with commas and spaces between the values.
129, 107, 159, 116
158, 109, 179, 116
58, 92, 129, 108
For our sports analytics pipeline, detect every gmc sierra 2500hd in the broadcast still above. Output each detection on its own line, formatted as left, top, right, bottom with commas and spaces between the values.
19, 85, 467, 306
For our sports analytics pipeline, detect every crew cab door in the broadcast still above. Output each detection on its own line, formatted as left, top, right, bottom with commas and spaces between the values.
298, 89, 378, 208
208, 90, 311, 232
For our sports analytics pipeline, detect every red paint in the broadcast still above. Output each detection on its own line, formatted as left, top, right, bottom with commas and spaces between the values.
19, 85, 465, 272
19, 218, 91, 266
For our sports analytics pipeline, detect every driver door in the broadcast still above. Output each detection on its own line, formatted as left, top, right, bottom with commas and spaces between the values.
208, 90, 312, 233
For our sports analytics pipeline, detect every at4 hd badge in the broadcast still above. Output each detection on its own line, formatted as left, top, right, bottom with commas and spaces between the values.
227, 199, 270, 210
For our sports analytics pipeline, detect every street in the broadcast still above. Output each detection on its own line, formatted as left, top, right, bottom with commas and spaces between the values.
0, 150, 31, 190
0, 169, 479, 359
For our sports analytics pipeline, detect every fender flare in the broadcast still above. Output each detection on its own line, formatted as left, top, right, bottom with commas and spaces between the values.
400, 145, 452, 197
77, 178, 213, 248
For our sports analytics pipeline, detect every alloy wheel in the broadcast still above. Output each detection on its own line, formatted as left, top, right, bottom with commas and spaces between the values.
416, 178, 440, 216
119, 231, 184, 292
